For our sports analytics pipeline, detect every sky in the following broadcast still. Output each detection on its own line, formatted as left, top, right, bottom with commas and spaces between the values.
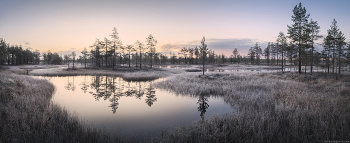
0, 0, 349, 57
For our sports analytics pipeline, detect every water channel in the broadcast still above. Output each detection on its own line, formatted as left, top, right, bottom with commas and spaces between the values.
40, 75, 233, 138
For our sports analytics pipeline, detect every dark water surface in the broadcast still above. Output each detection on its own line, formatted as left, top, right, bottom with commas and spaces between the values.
40, 75, 233, 138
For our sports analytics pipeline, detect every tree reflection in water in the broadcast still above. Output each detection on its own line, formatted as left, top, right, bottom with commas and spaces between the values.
64, 76, 76, 92
80, 75, 89, 93
197, 95, 210, 122
145, 84, 157, 107
66, 76, 157, 114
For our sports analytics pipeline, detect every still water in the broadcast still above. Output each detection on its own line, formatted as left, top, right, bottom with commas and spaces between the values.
41, 76, 233, 138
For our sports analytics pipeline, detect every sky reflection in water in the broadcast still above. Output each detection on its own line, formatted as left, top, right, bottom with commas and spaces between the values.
43, 75, 233, 137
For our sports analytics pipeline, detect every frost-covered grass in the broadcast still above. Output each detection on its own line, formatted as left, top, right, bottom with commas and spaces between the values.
0, 73, 112, 142
3, 64, 349, 142
27, 66, 175, 81
152, 72, 350, 142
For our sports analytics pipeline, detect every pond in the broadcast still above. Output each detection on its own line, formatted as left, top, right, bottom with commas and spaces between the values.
41, 75, 234, 139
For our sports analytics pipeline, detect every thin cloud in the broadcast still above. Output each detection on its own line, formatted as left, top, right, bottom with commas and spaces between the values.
24, 42, 30, 45
159, 43, 192, 52
56, 50, 82, 57
60, 21, 73, 27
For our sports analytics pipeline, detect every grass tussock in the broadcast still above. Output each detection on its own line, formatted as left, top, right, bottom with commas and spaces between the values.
185, 69, 202, 72
0, 74, 112, 142
153, 72, 350, 142
122, 71, 167, 81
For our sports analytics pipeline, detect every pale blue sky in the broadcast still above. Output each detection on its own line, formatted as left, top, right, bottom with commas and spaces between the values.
0, 0, 349, 56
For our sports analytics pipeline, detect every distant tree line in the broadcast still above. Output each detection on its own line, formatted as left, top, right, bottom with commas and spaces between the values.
0, 38, 42, 65
1, 3, 349, 74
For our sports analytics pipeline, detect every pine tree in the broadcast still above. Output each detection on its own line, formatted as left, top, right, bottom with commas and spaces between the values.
336, 31, 346, 74
110, 27, 121, 69
90, 39, 103, 67
248, 47, 256, 64
71, 51, 76, 69
200, 37, 208, 75
101, 37, 112, 67
180, 47, 188, 64
135, 40, 146, 69
285, 42, 297, 66
64, 54, 71, 68
277, 32, 287, 71
195, 46, 199, 64
188, 47, 194, 64
0, 39, 5, 65
233, 48, 238, 64
325, 19, 346, 74
254, 43, 262, 65
308, 19, 322, 73
125, 45, 135, 68
264, 42, 271, 65
287, 2, 310, 73
270, 42, 276, 64
323, 34, 333, 73
146, 34, 157, 68
81, 48, 88, 68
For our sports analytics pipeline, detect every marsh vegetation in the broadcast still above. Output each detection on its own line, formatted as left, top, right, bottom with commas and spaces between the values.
1, 64, 350, 142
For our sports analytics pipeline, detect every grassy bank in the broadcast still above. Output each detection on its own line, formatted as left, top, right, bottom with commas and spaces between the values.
153, 72, 350, 142
28, 66, 178, 82
0, 73, 112, 142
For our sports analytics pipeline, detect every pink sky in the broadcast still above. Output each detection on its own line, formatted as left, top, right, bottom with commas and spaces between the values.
1, 0, 349, 56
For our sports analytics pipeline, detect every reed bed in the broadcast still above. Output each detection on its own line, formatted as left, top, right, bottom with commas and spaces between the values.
152, 72, 350, 142
0, 73, 112, 142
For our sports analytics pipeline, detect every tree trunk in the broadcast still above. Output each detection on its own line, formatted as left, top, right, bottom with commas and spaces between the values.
113, 44, 115, 69
140, 52, 142, 69
338, 50, 341, 75
202, 54, 205, 75
136, 53, 138, 67
84, 58, 86, 69
298, 41, 301, 74
129, 51, 131, 68
150, 54, 153, 68
277, 43, 279, 66
282, 42, 284, 72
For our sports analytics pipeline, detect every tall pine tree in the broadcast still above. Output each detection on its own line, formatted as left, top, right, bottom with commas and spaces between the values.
287, 3, 310, 73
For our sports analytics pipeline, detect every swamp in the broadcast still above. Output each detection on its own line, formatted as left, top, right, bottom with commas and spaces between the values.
1, 1, 350, 142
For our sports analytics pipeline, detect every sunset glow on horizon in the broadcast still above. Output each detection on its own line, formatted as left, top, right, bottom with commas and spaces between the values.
1, 0, 349, 56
